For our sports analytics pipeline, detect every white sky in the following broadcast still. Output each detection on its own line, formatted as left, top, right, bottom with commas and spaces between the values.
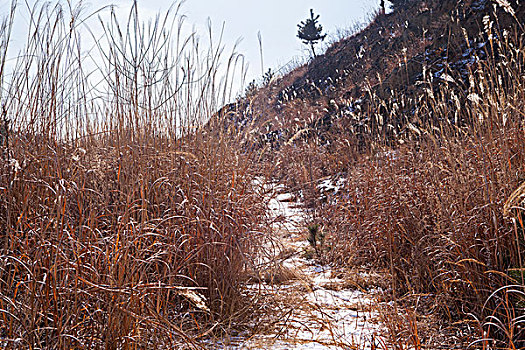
175, 0, 379, 77
0, 0, 380, 94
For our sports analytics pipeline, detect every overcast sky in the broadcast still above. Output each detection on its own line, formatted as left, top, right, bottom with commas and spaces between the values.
0, 0, 380, 94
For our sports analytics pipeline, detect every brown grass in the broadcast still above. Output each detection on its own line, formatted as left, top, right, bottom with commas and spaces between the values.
2, 0, 525, 348
0, 2, 270, 348
268, 7, 525, 348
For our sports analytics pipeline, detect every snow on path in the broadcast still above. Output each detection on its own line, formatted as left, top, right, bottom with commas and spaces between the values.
226, 185, 383, 349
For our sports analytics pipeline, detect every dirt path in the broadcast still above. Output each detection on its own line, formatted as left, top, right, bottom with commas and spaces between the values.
226, 188, 385, 349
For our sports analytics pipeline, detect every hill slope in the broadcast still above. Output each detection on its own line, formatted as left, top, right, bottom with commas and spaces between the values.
217, 0, 523, 153
213, 0, 525, 347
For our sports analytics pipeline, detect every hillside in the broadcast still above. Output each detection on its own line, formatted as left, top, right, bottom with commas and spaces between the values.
218, 0, 523, 151
213, 0, 525, 347
1, 0, 524, 348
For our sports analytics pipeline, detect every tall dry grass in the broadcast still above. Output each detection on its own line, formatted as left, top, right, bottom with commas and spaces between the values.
0, 1, 267, 348
313, 23, 525, 349
268, 11, 525, 347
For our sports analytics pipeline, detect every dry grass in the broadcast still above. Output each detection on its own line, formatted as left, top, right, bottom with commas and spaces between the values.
267, 6, 525, 348
0, 1, 270, 348
2, 0, 525, 348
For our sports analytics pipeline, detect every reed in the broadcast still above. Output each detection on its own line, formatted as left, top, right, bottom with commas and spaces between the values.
0, 1, 268, 348
268, 6, 525, 347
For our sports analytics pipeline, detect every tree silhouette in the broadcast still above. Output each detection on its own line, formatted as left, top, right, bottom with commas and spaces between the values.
262, 68, 275, 86
297, 9, 326, 58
